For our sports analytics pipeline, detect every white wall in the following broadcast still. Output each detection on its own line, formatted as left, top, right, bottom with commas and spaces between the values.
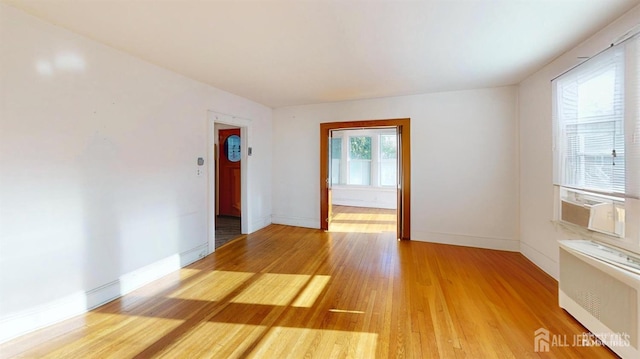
332, 187, 397, 209
0, 4, 272, 342
518, 4, 640, 279
272, 87, 519, 251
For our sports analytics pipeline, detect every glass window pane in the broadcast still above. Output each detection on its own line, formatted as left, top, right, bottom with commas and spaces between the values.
330, 138, 341, 185
380, 161, 396, 186
331, 138, 342, 159
224, 135, 241, 162
380, 135, 397, 160
348, 160, 371, 185
562, 119, 624, 193
555, 48, 625, 194
578, 68, 616, 117
350, 137, 371, 160
331, 159, 340, 185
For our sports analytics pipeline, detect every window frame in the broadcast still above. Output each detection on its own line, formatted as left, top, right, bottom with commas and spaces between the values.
552, 33, 640, 248
330, 128, 397, 188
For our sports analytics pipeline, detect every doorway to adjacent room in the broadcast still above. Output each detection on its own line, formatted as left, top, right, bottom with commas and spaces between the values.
320, 118, 411, 240
214, 124, 243, 249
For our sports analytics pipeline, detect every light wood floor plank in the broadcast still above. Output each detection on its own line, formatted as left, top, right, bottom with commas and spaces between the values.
0, 206, 618, 358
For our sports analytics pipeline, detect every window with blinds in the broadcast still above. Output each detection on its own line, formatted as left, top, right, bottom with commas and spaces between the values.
553, 32, 640, 244
554, 46, 624, 194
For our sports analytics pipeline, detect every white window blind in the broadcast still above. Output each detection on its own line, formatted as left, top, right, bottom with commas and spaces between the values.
627, 36, 640, 201
553, 46, 625, 194
553, 34, 640, 201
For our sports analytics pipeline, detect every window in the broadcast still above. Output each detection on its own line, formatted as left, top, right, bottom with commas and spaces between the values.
553, 33, 640, 243
554, 48, 624, 194
330, 137, 342, 185
379, 134, 397, 186
348, 136, 372, 185
330, 129, 398, 188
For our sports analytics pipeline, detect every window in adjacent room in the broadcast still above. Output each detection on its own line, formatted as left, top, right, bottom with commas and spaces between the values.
379, 134, 397, 187
330, 128, 397, 188
331, 137, 342, 185
348, 136, 372, 185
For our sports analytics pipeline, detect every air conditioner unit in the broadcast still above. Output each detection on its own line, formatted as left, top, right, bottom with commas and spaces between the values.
559, 240, 640, 358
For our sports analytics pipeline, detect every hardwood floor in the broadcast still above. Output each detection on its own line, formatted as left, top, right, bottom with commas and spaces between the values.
330, 205, 396, 233
1, 224, 617, 358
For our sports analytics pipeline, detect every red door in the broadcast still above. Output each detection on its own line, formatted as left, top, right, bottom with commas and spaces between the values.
219, 129, 241, 217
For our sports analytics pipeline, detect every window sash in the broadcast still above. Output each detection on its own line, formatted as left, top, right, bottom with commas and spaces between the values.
553, 44, 625, 195
330, 138, 342, 185
348, 160, 371, 185
378, 134, 397, 187
331, 130, 397, 188
553, 33, 640, 246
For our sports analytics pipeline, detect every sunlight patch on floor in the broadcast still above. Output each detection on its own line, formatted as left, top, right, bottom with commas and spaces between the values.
329, 206, 397, 233
41, 315, 184, 358
158, 322, 267, 358
231, 273, 311, 306
168, 270, 254, 301
291, 275, 331, 308
329, 223, 396, 233
248, 327, 378, 358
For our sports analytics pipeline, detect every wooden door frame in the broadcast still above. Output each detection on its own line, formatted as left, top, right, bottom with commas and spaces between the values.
320, 118, 411, 239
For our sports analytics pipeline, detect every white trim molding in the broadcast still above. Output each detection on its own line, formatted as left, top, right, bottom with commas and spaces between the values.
271, 215, 320, 229
207, 110, 252, 254
0, 244, 207, 344
412, 230, 519, 252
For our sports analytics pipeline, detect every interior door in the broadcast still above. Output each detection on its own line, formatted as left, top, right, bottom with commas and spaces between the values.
396, 126, 403, 240
219, 128, 241, 217
327, 131, 335, 227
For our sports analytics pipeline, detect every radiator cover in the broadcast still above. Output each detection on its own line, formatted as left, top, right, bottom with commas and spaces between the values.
559, 240, 640, 358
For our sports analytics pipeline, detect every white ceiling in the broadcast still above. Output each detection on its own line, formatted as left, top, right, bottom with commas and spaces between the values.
5, 0, 639, 108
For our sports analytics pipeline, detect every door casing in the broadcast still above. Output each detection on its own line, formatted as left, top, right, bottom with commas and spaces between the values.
207, 111, 251, 254
320, 118, 411, 239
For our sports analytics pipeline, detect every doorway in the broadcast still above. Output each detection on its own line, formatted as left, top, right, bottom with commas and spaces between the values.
215, 126, 242, 248
328, 128, 399, 233
320, 119, 411, 240
207, 110, 253, 253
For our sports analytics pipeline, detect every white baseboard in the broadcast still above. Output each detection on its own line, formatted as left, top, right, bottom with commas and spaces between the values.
0, 244, 208, 344
412, 230, 519, 252
0, 291, 88, 345
250, 215, 272, 233
520, 241, 559, 279
118, 244, 207, 296
271, 215, 319, 229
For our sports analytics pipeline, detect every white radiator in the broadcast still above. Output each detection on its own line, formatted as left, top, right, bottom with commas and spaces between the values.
559, 240, 640, 358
